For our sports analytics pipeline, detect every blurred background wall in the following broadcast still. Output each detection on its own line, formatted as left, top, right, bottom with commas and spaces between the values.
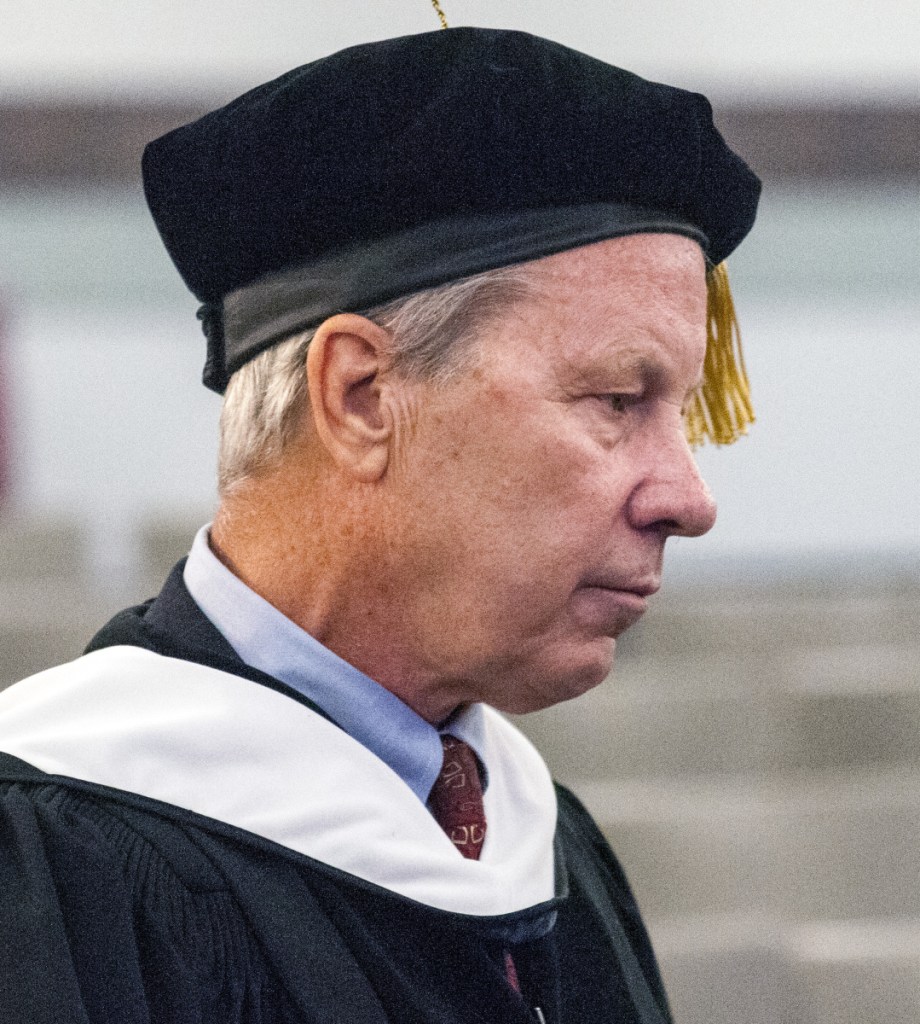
0, 1, 918, 1021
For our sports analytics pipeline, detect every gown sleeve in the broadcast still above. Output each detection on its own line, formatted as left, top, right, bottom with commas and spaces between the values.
0, 768, 297, 1024
554, 782, 674, 1024
0, 778, 146, 1023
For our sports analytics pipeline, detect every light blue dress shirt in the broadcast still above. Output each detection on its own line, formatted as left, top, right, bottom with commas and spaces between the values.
183, 525, 486, 805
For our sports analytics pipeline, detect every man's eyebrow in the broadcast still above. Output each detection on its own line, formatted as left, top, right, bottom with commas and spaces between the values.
561, 353, 651, 391
594, 355, 666, 389
593, 358, 707, 406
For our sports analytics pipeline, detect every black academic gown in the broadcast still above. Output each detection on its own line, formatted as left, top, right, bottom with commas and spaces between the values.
0, 563, 673, 1024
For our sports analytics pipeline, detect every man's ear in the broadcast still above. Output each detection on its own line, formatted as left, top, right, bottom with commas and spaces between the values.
306, 313, 394, 481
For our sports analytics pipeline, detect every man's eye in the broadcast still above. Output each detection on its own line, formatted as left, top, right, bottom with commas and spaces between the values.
606, 394, 632, 413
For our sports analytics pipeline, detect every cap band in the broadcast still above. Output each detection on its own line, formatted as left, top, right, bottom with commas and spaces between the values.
208, 202, 708, 392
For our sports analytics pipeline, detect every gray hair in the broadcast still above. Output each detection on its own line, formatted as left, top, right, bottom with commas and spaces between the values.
217, 264, 534, 494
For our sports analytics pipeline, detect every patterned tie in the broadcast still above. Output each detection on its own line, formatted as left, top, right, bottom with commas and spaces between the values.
428, 736, 524, 997
428, 735, 487, 859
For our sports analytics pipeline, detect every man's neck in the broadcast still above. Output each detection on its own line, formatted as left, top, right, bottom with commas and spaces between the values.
210, 485, 472, 725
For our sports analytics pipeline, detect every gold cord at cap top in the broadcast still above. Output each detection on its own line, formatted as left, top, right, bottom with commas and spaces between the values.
430, 0, 449, 29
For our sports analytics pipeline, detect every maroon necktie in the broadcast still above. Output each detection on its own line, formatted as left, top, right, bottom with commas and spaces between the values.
428, 736, 523, 996
428, 735, 487, 859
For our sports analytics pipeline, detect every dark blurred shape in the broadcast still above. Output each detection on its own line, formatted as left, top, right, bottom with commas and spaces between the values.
714, 104, 920, 182
0, 101, 916, 186
0, 103, 206, 186
0, 302, 10, 508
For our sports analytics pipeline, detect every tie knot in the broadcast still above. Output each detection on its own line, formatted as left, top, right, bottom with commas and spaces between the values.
428, 735, 487, 859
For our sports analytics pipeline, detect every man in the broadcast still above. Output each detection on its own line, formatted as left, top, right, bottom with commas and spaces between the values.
0, 27, 759, 1024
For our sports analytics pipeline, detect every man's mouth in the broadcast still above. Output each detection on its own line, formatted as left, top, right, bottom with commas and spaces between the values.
580, 573, 661, 599
572, 579, 659, 633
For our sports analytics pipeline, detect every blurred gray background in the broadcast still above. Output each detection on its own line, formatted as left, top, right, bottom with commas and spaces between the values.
0, 1, 918, 1021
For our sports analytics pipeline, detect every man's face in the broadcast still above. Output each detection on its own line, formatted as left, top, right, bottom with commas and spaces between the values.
385, 233, 717, 716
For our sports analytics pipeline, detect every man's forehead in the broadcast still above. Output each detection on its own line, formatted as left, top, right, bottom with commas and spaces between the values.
529, 232, 707, 286
493, 238, 708, 383
517, 234, 709, 348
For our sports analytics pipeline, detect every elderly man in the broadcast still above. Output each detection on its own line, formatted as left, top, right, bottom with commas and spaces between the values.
0, 27, 758, 1024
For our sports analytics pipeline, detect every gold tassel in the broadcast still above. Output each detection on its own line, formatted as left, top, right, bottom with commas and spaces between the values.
685, 261, 755, 446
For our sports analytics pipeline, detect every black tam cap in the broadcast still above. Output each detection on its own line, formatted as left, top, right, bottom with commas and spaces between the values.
142, 27, 761, 394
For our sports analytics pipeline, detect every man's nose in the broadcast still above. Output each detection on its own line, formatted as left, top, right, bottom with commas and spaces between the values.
627, 430, 718, 539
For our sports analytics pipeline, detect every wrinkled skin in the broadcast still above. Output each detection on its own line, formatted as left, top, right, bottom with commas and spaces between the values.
214, 233, 718, 722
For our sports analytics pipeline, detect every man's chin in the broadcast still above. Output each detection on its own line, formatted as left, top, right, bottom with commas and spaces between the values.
494, 641, 616, 716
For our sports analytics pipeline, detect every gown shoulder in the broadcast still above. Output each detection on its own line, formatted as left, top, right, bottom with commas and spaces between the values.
0, 758, 301, 1024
